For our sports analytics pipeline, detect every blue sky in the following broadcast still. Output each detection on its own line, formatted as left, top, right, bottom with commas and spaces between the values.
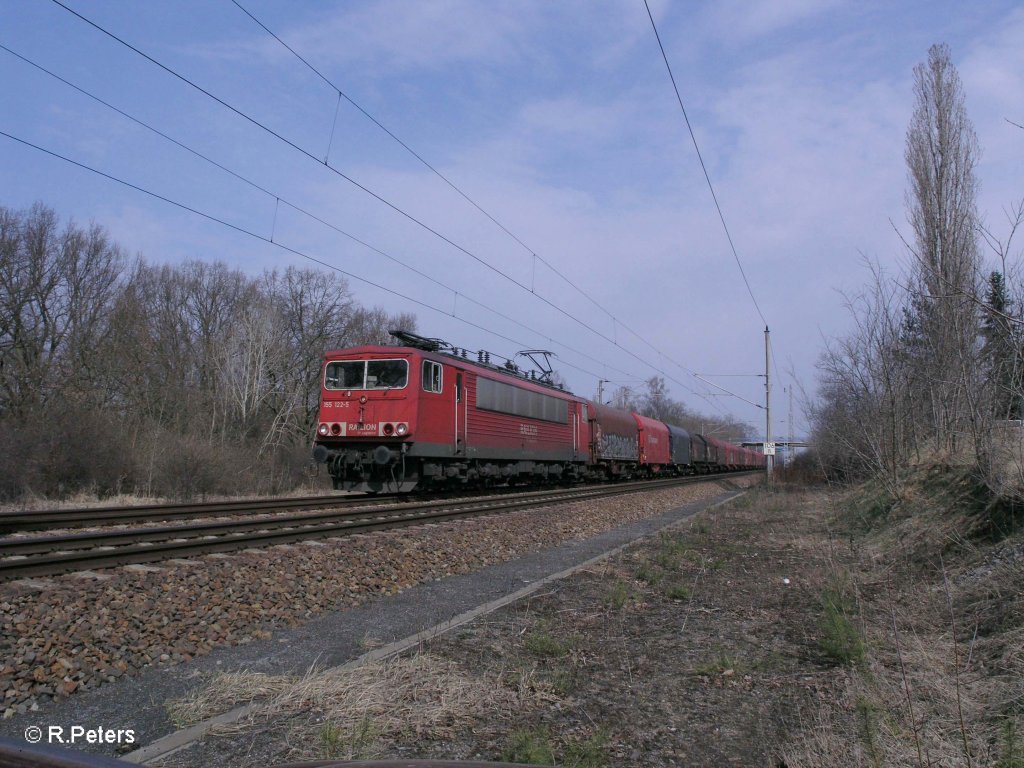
2, 0, 1022, 438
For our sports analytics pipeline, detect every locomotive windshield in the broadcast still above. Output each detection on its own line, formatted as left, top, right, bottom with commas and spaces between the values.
325, 359, 408, 390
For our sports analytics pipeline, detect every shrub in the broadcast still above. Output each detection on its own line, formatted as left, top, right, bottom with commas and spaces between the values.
503, 728, 554, 765
818, 586, 865, 665
524, 630, 568, 658
0, 408, 138, 500
604, 580, 630, 610
636, 561, 661, 585
664, 584, 691, 600
565, 729, 610, 768
149, 435, 230, 500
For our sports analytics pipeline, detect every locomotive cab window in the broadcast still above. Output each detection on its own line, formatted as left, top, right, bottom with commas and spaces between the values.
324, 359, 408, 390
367, 359, 407, 388
325, 361, 364, 389
422, 360, 443, 393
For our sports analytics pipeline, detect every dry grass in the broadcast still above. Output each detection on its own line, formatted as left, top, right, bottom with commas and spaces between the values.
0, 486, 344, 514
783, 469, 1024, 767
987, 422, 1024, 500
167, 651, 557, 760
167, 671, 294, 727
0, 491, 170, 514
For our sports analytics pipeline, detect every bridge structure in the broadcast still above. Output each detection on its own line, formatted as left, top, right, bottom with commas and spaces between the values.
742, 440, 809, 467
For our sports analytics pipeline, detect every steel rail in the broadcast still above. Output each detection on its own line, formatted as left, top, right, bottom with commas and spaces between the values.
0, 479, 647, 533
0, 480, 660, 538
0, 474, 754, 582
0, 482, 672, 556
0, 492, 396, 533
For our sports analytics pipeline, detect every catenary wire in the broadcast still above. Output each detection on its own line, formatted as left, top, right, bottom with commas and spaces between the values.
0, 43, 672, 399
39, 0, 762, 415
228, 1, 626, 316
230, 0, 745, 409
0, 129, 622, 383
642, 0, 769, 330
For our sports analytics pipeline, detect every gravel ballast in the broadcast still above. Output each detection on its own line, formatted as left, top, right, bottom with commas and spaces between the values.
0, 477, 756, 757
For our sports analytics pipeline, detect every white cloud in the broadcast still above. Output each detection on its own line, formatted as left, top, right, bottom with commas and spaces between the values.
705, 0, 845, 42
959, 6, 1024, 227
198, 0, 535, 75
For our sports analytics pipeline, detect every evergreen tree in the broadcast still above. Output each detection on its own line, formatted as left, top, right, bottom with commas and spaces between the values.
982, 271, 1022, 419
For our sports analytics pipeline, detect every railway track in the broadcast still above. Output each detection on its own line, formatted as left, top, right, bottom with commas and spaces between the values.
0, 492, 402, 534
0, 473, 755, 582
0, 480, 645, 534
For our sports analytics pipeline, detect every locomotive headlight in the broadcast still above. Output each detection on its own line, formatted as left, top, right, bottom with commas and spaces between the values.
396, 422, 408, 436
317, 423, 329, 436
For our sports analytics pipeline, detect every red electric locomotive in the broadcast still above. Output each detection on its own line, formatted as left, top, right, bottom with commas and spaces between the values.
312, 331, 588, 492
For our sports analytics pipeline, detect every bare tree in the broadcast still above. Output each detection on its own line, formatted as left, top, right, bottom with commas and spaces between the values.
640, 376, 684, 424
609, 385, 638, 412
0, 202, 432, 500
813, 259, 913, 489
0, 203, 124, 416
810, 45, 1024, 489
216, 294, 286, 440
262, 267, 356, 446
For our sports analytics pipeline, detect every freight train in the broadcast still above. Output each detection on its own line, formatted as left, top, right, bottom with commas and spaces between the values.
311, 331, 765, 492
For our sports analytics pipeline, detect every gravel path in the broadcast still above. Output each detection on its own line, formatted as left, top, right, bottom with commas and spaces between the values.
0, 477, 755, 759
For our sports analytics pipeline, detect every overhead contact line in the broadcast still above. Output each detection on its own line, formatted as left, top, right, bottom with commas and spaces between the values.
0, 43, 650, 386
227, 0, 755, 412
0, 128, 621, 385
643, 0, 768, 330
47, 0, 757, 413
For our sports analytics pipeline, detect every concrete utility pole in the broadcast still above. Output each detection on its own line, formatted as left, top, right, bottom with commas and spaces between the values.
765, 326, 773, 480
597, 379, 608, 405
788, 384, 794, 468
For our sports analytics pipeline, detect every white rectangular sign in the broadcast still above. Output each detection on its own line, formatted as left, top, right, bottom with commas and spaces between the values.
763, 442, 776, 455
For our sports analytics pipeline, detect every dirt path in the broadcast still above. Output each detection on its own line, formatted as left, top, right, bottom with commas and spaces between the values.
164, 486, 848, 767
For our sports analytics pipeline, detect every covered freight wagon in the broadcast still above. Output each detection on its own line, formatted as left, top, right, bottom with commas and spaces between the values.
690, 433, 710, 468
667, 425, 691, 467
587, 401, 639, 477
633, 413, 671, 470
